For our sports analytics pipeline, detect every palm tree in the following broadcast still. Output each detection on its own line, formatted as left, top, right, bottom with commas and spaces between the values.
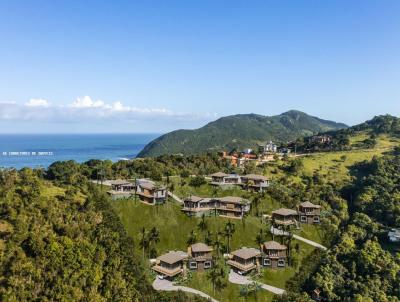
239, 284, 250, 302
252, 194, 261, 216
205, 230, 213, 246
197, 213, 208, 232
250, 281, 262, 302
139, 227, 149, 260
207, 264, 225, 295
224, 221, 236, 253
255, 228, 265, 248
214, 230, 224, 259
148, 227, 160, 258
187, 230, 197, 246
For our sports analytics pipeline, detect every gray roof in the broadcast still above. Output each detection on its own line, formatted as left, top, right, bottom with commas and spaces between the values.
243, 174, 269, 181
210, 172, 228, 177
263, 241, 287, 250
191, 242, 213, 253
186, 195, 204, 203
110, 179, 132, 185
157, 251, 188, 264
219, 196, 245, 204
299, 201, 321, 209
231, 247, 261, 259
272, 208, 298, 216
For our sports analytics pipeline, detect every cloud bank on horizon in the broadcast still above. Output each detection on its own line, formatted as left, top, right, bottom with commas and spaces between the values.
0, 96, 217, 132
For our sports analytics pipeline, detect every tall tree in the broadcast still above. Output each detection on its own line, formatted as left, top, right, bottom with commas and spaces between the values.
224, 221, 236, 253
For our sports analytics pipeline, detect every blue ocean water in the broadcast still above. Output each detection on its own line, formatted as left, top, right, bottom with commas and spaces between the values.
0, 134, 159, 169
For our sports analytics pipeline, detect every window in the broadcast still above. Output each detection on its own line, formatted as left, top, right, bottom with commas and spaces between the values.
278, 259, 285, 267
204, 261, 212, 269
263, 258, 271, 266
189, 261, 197, 269
313, 216, 320, 223
300, 216, 307, 222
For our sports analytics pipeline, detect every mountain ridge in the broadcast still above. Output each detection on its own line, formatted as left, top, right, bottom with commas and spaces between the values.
137, 110, 348, 157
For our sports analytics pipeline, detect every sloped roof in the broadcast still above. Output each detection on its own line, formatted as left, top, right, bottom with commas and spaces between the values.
191, 242, 213, 253
110, 179, 132, 185
157, 251, 188, 264
263, 241, 287, 250
231, 247, 261, 259
272, 208, 298, 216
210, 172, 228, 177
299, 201, 321, 209
243, 174, 269, 181
186, 195, 204, 203
219, 196, 244, 204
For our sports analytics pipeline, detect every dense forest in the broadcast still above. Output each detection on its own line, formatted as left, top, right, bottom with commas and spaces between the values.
0, 168, 206, 301
275, 154, 400, 302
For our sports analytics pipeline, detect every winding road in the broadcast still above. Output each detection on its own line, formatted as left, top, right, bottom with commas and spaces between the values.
270, 226, 328, 250
228, 270, 286, 295
153, 277, 218, 302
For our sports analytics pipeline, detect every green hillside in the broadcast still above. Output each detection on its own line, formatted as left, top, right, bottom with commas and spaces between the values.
137, 110, 347, 157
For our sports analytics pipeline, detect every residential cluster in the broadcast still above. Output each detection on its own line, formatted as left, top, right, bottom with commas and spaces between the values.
271, 201, 322, 226
152, 239, 290, 280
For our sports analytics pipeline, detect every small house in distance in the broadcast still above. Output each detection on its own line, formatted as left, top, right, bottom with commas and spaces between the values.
261, 241, 287, 269
135, 179, 167, 205
182, 196, 251, 219
227, 247, 261, 275
298, 201, 321, 224
271, 208, 298, 227
388, 229, 400, 243
241, 174, 270, 192
188, 243, 213, 271
259, 141, 278, 154
152, 250, 188, 279
210, 172, 241, 186
107, 179, 135, 200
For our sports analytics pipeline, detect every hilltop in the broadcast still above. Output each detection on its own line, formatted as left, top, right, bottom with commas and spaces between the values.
137, 110, 347, 157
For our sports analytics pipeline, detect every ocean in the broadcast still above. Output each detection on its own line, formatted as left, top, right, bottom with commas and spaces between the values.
0, 133, 159, 169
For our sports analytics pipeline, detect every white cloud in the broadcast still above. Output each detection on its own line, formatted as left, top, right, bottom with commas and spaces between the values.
25, 98, 50, 107
69, 96, 105, 108
0, 96, 215, 125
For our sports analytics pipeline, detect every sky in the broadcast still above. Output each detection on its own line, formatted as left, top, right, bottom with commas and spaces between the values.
0, 0, 399, 133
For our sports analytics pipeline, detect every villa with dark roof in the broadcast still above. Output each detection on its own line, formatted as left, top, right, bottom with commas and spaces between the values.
271, 208, 298, 226
298, 201, 321, 224
261, 241, 288, 269
135, 179, 167, 205
240, 174, 270, 192
209, 172, 270, 192
107, 179, 135, 200
182, 195, 251, 219
187, 243, 213, 271
227, 247, 261, 274
152, 250, 188, 279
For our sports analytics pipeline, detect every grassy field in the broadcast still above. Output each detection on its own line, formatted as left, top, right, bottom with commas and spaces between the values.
300, 133, 400, 182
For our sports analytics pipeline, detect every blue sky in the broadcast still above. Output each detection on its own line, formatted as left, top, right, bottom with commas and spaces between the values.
0, 0, 399, 133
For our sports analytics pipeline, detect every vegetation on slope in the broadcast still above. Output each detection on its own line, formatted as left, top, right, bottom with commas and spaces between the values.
0, 168, 206, 302
137, 110, 347, 157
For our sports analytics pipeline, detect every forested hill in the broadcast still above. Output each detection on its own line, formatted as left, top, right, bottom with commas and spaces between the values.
0, 169, 206, 302
137, 110, 347, 157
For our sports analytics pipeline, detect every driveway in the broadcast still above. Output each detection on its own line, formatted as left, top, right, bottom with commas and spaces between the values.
168, 191, 184, 203
153, 277, 219, 302
270, 226, 327, 250
228, 270, 286, 295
